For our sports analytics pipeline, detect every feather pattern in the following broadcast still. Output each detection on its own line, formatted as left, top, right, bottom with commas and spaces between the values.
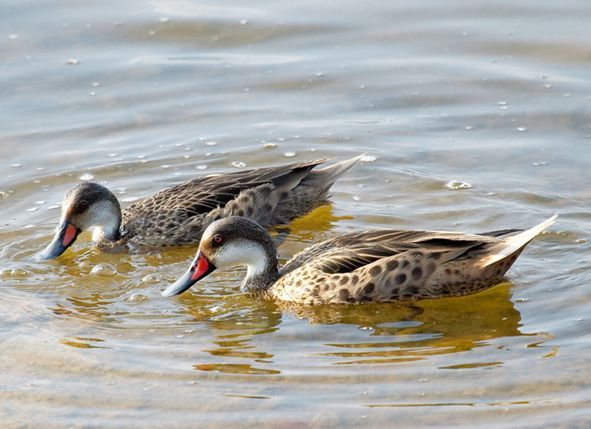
270, 216, 557, 304
107, 158, 361, 250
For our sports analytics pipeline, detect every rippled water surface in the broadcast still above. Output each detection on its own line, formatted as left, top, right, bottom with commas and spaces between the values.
2, 0, 591, 427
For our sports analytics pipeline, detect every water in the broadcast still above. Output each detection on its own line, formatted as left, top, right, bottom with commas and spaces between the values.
2, 0, 591, 427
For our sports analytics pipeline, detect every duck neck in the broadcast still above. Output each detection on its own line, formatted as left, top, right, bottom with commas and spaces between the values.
241, 244, 280, 293
93, 222, 122, 243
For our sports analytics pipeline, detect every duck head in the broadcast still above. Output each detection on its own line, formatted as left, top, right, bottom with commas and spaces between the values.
37, 182, 122, 260
162, 216, 279, 297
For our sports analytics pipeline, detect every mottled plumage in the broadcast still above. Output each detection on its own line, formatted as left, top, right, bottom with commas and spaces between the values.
162, 215, 557, 304
37, 156, 361, 259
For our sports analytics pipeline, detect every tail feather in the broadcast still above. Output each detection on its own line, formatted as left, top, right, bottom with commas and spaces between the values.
479, 214, 558, 268
307, 153, 364, 186
271, 162, 323, 191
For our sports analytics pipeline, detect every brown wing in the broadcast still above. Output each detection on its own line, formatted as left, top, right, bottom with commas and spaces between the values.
121, 160, 326, 236
281, 229, 501, 277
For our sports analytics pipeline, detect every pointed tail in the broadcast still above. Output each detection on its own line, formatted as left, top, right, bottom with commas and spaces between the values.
479, 214, 558, 268
308, 153, 364, 185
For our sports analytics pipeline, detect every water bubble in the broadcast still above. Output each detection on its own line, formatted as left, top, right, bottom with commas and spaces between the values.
465, 126, 473, 130
532, 161, 549, 167
8, 34, 18, 40
11, 163, 22, 168
127, 293, 149, 304
141, 273, 161, 284
195, 165, 208, 170
159, 17, 170, 23
239, 19, 248, 25
264, 143, 277, 149
66, 58, 79, 65
232, 161, 246, 168
360, 155, 377, 162
79, 173, 94, 181
446, 180, 472, 190
516, 127, 527, 132
284, 152, 296, 158
352, 195, 361, 201
204, 141, 217, 146
90, 263, 117, 276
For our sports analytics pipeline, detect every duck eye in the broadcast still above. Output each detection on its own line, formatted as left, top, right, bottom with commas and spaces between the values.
212, 234, 224, 246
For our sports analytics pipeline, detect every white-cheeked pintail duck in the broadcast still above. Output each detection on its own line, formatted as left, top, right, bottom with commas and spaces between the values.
162, 214, 557, 304
37, 156, 361, 259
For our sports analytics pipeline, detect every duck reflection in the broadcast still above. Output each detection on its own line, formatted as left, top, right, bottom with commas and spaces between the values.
182, 294, 283, 375
282, 282, 524, 365
181, 281, 524, 373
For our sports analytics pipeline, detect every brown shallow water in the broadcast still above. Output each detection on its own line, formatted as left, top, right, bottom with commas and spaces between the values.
2, 0, 591, 427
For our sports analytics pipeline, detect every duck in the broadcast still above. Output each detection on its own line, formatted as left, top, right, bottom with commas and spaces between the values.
37, 155, 362, 259
162, 214, 557, 304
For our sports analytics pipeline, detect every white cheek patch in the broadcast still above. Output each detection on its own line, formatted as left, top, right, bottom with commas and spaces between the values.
85, 201, 120, 242
214, 241, 269, 277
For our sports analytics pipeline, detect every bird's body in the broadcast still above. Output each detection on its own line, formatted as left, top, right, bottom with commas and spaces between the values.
101, 159, 352, 251
163, 215, 557, 305
269, 227, 535, 304
38, 156, 361, 259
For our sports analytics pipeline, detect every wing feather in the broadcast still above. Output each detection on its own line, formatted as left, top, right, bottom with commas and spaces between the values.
282, 229, 502, 276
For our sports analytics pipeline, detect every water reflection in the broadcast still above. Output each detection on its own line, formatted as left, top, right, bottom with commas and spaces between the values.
184, 297, 283, 375
60, 336, 109, 349
176, 282, 530, 375
283, 283, 524, 365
